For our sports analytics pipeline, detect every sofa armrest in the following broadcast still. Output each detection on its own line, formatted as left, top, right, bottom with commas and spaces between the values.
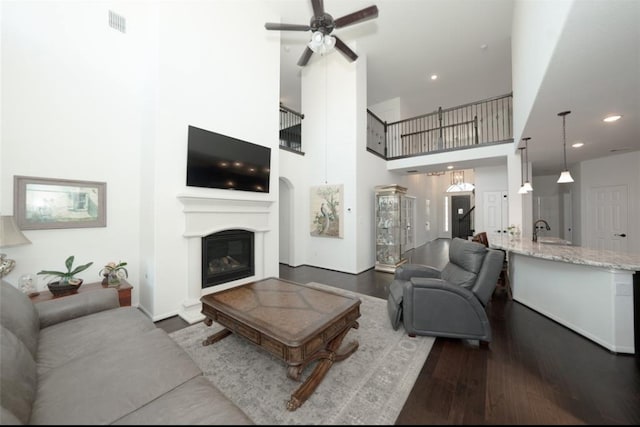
394, 264, 441, 281
402, 277, 490, 340
36, 288, 120, 329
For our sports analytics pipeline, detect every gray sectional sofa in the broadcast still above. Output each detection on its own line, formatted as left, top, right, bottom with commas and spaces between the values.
0, 280, 252, 425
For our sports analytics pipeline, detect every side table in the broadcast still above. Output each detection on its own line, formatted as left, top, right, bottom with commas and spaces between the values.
29, 279, 133, 307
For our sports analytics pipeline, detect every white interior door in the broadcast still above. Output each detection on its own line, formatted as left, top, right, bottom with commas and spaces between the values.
483, 191, 508, 238
588, 185, 629, 252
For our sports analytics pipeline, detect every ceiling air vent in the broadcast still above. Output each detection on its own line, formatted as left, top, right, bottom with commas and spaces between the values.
109, 10, 126, 33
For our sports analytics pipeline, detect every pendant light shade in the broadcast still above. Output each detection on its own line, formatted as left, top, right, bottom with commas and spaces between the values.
557, 111, 574, 183
518, 147, 527, 194
557, 170, 574, 183
522, 137, 534, 192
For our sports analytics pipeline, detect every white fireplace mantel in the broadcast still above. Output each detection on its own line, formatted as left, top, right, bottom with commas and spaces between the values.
176, 193, 275, 323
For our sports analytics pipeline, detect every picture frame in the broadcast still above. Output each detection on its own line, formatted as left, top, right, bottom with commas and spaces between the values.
310, 184, 344, 238
14, 175, 107, 230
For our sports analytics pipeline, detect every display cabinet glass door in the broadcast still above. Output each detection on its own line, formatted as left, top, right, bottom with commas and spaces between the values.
375, 185, 407, 273
402, 196, 416, 252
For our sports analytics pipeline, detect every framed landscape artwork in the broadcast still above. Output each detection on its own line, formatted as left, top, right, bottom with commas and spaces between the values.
310, 184, 343, 238
14, 176, 107, 230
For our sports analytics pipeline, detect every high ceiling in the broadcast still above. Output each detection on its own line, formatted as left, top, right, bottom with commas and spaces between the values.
266, 0, 640, 176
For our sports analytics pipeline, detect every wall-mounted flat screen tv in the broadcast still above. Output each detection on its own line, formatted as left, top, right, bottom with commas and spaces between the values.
186, 125, 271, 193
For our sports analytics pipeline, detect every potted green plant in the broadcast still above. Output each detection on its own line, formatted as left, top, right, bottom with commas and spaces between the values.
37, 255, 93, 297
99, 261, 128, 286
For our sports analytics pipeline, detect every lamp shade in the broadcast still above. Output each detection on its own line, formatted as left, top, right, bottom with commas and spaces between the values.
522, 181, 534, 192
518, 185, 528, 194
0, 216, 31, 248
557, 170, 574, 183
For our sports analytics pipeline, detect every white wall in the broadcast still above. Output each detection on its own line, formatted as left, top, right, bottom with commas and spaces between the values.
146, 1, 280, 319
531, 174, 566, 238
511, 0, 573, 144
1, 1, 146, 300
1, 1, 281, 321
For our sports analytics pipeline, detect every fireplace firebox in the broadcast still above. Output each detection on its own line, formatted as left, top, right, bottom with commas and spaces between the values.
202, 229, 254, 288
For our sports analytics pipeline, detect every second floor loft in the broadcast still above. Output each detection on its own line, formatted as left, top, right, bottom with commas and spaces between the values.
280, 93, 513, 159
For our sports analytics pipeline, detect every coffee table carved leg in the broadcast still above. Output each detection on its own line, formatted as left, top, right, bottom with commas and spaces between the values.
201, 317, 232, 346
286, 321, 359, 411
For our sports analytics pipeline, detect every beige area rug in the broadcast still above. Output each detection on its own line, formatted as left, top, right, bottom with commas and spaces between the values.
168, 282, 435, 425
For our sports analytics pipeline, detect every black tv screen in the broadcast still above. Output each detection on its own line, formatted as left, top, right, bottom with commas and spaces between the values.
186, 125, 271, 193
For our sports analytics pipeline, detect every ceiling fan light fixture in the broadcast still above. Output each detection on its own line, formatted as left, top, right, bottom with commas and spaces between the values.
265, 1, 378, 66
324, 34, 336, 49
308, 31, 325, 53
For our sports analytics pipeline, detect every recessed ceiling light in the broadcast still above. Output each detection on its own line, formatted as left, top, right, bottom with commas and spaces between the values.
572, 142, 584, 148
447, 165, 454, 170
603, 114, 622, 122
430, 74, 438, 80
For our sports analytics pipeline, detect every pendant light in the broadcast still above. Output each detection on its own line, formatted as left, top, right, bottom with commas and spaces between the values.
557, 111, 574, 183
522, 137, 534, 192
518, 147, 527, 194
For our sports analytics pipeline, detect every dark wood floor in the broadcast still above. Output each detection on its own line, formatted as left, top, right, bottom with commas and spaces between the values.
156, 238, 640, 425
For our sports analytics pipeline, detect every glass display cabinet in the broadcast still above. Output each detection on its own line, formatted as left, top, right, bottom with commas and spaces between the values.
375, 184, 408, 272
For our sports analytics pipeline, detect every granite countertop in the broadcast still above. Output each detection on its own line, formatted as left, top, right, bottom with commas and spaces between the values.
489, 235, 640, 271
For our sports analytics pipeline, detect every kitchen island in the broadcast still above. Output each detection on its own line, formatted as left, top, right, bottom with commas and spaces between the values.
490, 236, 640, 354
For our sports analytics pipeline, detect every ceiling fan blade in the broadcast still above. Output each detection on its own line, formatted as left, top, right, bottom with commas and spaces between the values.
297, 47, 314, 66
311, 0, 325, 18
333, 36, 358, 62
265, 23, 311, 31
334, 5, 379, 29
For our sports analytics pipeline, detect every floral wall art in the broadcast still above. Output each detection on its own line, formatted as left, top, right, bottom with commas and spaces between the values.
310, 184, 343, 238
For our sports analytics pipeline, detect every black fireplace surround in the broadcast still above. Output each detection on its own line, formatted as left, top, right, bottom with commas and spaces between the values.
201, 229, 254, 288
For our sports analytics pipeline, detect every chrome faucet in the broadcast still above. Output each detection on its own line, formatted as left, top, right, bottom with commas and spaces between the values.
532, 219, 551, 242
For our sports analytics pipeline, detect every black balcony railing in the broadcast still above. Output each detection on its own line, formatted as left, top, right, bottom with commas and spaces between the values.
279, 104, 304, 154
281, 93, 512, 160
367, 93, 513, 159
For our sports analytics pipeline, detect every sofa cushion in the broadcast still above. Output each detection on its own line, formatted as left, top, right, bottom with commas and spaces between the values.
0, 326, 37, 425
113, 376, 253, 425
0, 280, 40, 358
30, 328, 203, 425
36, 306, 156, 376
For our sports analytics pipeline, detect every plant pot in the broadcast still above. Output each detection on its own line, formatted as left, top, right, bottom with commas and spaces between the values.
107, 271, 121, 287
47, 279, 83, 297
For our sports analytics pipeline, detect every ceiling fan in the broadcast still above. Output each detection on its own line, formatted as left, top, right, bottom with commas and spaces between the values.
265, 0, 379, 66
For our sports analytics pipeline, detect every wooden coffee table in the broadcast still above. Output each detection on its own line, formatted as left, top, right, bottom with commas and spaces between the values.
200, 277, 361, 411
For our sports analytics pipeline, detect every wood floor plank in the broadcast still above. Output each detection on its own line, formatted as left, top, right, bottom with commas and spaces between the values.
156, 238, 640, 425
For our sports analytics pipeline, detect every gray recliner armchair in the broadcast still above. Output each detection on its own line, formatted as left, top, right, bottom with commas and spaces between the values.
387, 237, 504, 343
